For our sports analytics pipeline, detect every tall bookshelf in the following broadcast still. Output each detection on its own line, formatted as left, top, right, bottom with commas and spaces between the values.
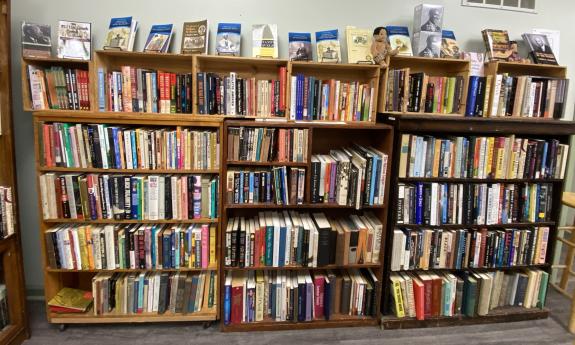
220, 120, 394, 331
0, 0, 29, 343
378, 61, 575, 329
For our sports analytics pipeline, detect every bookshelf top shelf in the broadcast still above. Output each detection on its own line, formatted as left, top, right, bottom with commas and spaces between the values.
22, 56, 90, 66
391, 55, 469, 65
33, 111, 223, 126
291, 60, 380, 71
95, 49, 195, 62
485, 60, 567, 78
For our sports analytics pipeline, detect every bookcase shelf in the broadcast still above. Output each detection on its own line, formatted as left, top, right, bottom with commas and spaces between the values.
42, 218, 219, 224
224, 263, 382, 271
224, 203, 386, 209
222, 315, 378, 332
226, 161, 308, 167
380, 112, 575, 329
37, 167, 220, 174
46, 266, 219, 273
48, 308, 218, 324
392, 263, 550, 274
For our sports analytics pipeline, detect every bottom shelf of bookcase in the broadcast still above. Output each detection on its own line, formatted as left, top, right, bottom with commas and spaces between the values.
380, 306, 548, 329
48, 307, 218, 324
0, 324, 28, 345
222, 315, 378, 332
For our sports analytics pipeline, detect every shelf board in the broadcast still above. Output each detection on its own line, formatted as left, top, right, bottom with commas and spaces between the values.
383, 111, 463, 117
43, 218, 219, 224
391, 263, 549, 273
226, 161, 307, 167
225, 203, 385, 209
95, 50, 195, 61
46, 266, 218, 273
222, 314, 377, 332
33, 111, 224, 124
397, 177, 563, 183
290, 60, 380, 71
390, 55, 470, 66
23, 56, 91, 64
381, 306, 549, 329
38, 167, 220, 174
224, 263, 381, 271
196, 54, 288, 66
395, 222, 555, 229
49, 309, 217, 323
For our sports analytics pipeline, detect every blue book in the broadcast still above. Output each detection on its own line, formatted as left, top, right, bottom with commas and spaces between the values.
151, 72, 158, 112
297, 225, 304, 265
98, 68, 106, 111
223, 280, 231, 324
105, 16, 138, 51
216, 23, 241, 56
508, 229, 516, 266
162, 233, 170, 268
386, 26, 413, 56
278, 222, 287, 267
249, 172, 254, 202
138, 274, 145, 311
442, 184, 448, 224
296, 74, 304, 120
130, 131, 137, 168
415, 182, 424, 224
288, 32, 312, 61
466, 76, 480, 116
174, 230, 180, 268
443, 280, 451, 315
130, 177, 139, 219
541, 141, 548, 178
369, 154, 378, 205
143, 24, 173, 53
170, 231, 176, 268
133, 279, 139, 313
112, 127, 121, 168
239, 172, 244, 203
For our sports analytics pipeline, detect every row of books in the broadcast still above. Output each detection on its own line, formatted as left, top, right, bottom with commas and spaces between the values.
225, 212, 382, 268
39, 122, 220, 170
100, 67, 193, 113
224, 268, 378, 324
390, 269, 548, 319
466, 74, 569, 118
397, 183, 553, 225
385, 70, 465, 114
92, 271, 216, 315
39, 173, 219, 221
311, 146, 388, 208
399, 134, 569, 180
225, 167, 305, 206
290, 75, 375, 122
0, 186, 15, 239
390, 226, 549, 271
197, 70, 287, 117
27, 65, 90, 110
45, 223, 217, 270
227, 127, 309, 163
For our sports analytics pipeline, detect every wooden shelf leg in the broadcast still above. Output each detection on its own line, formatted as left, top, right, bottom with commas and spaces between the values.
202, 321, 212, 329
59, 324, 68, 332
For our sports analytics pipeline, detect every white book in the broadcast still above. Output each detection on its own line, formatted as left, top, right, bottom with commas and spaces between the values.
229, 72, 237, 115
147, 176, 159, 220
39, 175, 50, 219
91, 227, 102, 269
99, 125, 110, 169
124, 131, 133, 169
64, 175, 78, 219
272, 213, 281, 267
290, 76, 297, 119
560, 144, 569, 179
283, 211, 293, 266
490, 74, 503, 117
431, 183, 438, 226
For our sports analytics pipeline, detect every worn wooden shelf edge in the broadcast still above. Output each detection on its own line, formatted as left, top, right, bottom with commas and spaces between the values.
222, 315, 377, 332
42, 218, 219, 224
46, 266, 219, 273
224, 203, 385, 209
38, 167, 220, 174
391, 263, 549, 273
224, 263, 381, 271
48, 309, 218, 323
397, 177, 564, 183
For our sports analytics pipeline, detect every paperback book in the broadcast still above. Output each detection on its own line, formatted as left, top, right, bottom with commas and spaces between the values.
522, 33, 558, 65
181, 19, 209, 54
103, 16, 138, 51
387, 26, 413, 56
216, 23, 241, 56
482, 29, 511, 61
143, 24, 173, 53
288, 32, 312, 61
346, 26, 373, 63
57, 20, 91, 60
252, 24, 278, 58
316, 29, 341, 63
21, 22, 51, 57
441, 30, 461, 58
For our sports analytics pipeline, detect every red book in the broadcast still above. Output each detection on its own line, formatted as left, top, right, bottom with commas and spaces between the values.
419, 273, 433, 318
478, 228, 488, 268
279, 66, 286, 115
231, 278, 244, 324
42, 124, 53, 167
411, 275, 425, 320
313, 273, 325, 319
170, 73, 177, 113
430, 273, 442, 317
67, 229, 78, 269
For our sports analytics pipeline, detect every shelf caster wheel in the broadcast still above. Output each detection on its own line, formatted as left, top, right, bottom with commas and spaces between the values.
59, 324, 68, 332
202, 321, 212, 329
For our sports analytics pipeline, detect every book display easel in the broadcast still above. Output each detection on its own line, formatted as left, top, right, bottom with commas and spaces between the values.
378, 60, 575, 329
0, 0, 29, 343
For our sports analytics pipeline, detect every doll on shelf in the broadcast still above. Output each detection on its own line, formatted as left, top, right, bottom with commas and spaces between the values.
371, 27, 399, 68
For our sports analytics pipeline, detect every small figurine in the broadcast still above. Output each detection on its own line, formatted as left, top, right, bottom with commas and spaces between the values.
371, 27, 398, 67
507, 41, 530, 63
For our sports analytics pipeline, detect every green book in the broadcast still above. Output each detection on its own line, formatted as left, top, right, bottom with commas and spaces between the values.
446, 77, 456, 113
537, 270, 549, 309
463, 275, 478, 317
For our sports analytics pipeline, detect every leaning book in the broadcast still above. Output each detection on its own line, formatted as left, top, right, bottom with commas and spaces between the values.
48, 287, 93, 313
143, 24, 173, 53
21, 22, 51, 57
57, 20, 91, 60
252, 24, 278, 58
103, 16, 138, 51
216, 23, 241, 56
482, 29, 510, 61
387, 26, 413, 56
316, 29, 341, 63
288, 32, 312, 61
181, 19, 209, 54
522, 33, 558, 65
346, 26, 373, 63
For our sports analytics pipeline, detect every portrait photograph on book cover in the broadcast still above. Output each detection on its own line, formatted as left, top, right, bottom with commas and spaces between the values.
414, 4, 443, 33
523, 33, 558, 65
21, 22, 51, 57
416, 32, 440, 58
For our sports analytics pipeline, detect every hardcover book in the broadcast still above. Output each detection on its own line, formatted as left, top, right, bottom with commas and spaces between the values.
252, 24, 278, 58
48, 287, 93, 313
522, 33, 558, 65
216, 23, 241, 56
387, 26, 413, 56
441, 30, 461, 59
288, 32, 312, 61
104, 16, 138, 51
482, 29, 511, 61
21, 22, 51, 57
143, 24, 173, 53
315, 29, 341, 63
181, 20, 209, 54
413, 31, 441, 58
413, 4, 444, 34
345, 26, 373, 64
57, 20, 91, 60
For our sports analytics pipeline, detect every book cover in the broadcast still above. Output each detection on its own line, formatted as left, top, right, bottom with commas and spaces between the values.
441, 30, 461, 59
252, 24, 278, 58
48, 287, 93, 312
21, 22, 51, 57
216, 23, 241, 56
522, 33, 558, 65
413, 4, 443, 34
316, 29, 341, 63
181, 20, 209, 54
143, 24, 173, 53
288, 32, 312, 61
346, 26, 373, 64
57, 20, 91, 60
481, 29, 511, 62
104, 16, 138, 51
413, 31, 441, 58
387, 26, 413, 56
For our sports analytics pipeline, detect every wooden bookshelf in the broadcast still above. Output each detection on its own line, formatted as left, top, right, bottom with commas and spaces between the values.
0, 0, 29, 343
32, 111, 223, 326
220, 120, 393, 331
379, 113, 575, 329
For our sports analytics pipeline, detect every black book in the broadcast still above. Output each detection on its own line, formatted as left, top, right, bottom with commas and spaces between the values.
312, 213, 332, 267
424, 82, 434, 113
310, 159, 321, 203
89, 125, 102, 168
474, 77, 486, 116
187, 176, 194, 219
423, 184, 431, 225
514, 273, 529, 306
158, 272, 169, 314
164, 177, 172, 219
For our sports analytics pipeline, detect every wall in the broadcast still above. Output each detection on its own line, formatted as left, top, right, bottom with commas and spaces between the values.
10, 0, 575, 295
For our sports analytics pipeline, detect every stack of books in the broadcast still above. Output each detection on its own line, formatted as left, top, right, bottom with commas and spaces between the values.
39, 123, 220, 170
398, 134, 569, 180
92, 271, 216, 315
390, 268, 548, 319
197, 69, 287, 117
224, 268, 378, 324
227, 127, 309, 163
39, 173, 219, 220
0, 186, 15, 239
45, 223, 217, 270
27, 65, 90, 110
391, 226, 550, 271
225, 211, 383, 268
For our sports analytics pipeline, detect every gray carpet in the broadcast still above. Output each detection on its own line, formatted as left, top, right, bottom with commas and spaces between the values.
22, 288, 574, 345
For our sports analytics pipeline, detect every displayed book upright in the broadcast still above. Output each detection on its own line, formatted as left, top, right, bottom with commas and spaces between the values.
0, 0, 29, 343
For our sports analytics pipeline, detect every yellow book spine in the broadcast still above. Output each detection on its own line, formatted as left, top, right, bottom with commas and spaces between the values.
85, 226, 95, 269
485, 137, 495, 178
432, 139, 442, 178
77, 226, 89, 270
391, 279, 405, 318
209, 225, 216, 266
